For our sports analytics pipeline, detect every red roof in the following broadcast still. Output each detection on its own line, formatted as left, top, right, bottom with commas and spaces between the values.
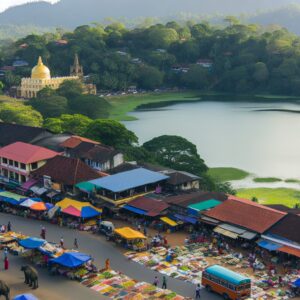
128, 197, 169, 217
60, 136, 99, 149
203, 196, 286, 233
0, 142, 58, 164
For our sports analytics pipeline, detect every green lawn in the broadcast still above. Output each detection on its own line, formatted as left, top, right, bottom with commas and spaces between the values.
237, 188, 300, 208
253, 177, 282, 183
107, 91, 201, 121
207, 167, 249, 182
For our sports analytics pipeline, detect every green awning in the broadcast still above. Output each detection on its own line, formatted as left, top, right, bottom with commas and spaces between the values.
0, 191, 24, 200
75, 181, 95, 193
188, 199, 221, 212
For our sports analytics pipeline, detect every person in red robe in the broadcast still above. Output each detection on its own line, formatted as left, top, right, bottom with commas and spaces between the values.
4, 257, 8, 270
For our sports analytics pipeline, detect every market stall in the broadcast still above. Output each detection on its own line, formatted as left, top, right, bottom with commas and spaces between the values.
55, 198, 101, 230
114, 227, 147, 251
50, 252, 93, 280
81, 269, 187, 299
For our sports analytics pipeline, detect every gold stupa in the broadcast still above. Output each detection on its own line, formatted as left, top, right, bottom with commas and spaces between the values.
31, 56, 51, 79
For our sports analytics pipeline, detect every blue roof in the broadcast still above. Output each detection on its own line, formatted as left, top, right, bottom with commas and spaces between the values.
205, 265, 251, 285
19, 237, 46, 249
13, 294, 38, 300
50, 252, 91, 268
81, 206, 101, 218
257, 239, 282, 251
174, 214, 198, 224
123, 204, 147, 215
89, 168, 169, 193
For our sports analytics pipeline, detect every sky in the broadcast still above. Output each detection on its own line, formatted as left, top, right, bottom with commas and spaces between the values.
0, 0, 58, 12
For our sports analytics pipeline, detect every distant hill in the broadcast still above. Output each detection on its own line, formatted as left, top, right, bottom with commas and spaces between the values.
1, 0, 300, 29
250, 4, 300, 35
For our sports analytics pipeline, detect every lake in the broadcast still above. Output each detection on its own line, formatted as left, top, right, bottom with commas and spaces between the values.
123, 99, 300, 179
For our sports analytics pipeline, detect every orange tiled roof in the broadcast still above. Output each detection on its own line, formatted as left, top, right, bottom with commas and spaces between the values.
60, 136, 99, 149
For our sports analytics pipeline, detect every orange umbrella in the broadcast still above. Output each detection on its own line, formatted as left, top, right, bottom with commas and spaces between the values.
30, 202, 47, 211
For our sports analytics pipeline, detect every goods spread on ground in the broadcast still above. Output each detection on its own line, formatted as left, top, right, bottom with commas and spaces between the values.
125, 244, 299, 299
81, 269, 188, 299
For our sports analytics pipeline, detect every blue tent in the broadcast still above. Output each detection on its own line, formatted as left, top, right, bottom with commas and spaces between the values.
81, 206, 100, 218
50, 252, 91, 268
257, 239, 282, 251
13, 294, 38, 300
19, 237, 46, 249
293, 278, 300, 287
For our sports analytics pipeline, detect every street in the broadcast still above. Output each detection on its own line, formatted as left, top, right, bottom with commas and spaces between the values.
0, 212, 221, 299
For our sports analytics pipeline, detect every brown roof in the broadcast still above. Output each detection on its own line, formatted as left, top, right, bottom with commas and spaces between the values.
31, 155, 101, 186
204, 196, 287, 233
164, 191, 228, 207
266, 214, 300, 244
266, 204, 300, 215
128, 197, 169, 217
167, 171, 200, 186
60, 136, 99, 149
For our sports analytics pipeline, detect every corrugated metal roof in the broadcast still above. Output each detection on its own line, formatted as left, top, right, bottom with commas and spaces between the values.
89, 168, 169, 193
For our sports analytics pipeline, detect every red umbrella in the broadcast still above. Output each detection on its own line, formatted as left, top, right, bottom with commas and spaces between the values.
62, 205, 81, 217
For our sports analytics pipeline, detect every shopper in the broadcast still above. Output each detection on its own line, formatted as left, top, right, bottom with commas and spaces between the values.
162, 276, 167, 289
195, 284, 201, 299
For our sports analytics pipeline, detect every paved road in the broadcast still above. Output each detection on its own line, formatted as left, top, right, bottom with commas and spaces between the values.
0, 213, 221, 300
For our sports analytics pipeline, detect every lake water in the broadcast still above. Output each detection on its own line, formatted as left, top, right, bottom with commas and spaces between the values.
123, 100, 300, 179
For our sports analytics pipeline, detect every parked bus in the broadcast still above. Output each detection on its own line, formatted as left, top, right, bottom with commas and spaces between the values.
202, 265, 251, 300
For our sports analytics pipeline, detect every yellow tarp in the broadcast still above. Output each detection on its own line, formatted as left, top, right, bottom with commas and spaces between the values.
56, 198, 102, 212
160, 217, 178, 227
114, 227, 146, 240
214, 226, 239, 239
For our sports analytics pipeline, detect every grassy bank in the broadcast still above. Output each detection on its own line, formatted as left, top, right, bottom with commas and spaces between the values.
207, 167, 249, 182
253, 177, 282, 183
237, 188, 300, 208
107, 91, 201, 121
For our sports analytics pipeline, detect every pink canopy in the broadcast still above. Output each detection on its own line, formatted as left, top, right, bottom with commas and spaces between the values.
62, 205, 81, 217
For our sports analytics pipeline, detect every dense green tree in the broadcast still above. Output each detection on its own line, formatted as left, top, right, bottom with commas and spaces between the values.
143, 135, 208, 176
182, 65, 211, 89
60, 114, 92, 135
68, 95, 111, 119
137, 65, 164, 90
29, 95, 68, 118
85, 119, 138, 148
57, 80, 84, 99
253, 62, 269, 83
43, 117, 63, 133
147, 27, 179, 48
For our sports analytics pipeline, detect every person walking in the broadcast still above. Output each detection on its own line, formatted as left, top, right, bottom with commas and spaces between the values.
162, 276, 167, 289
7, 221, 11, 232
60, 237, 64, 248
3, 248, 8, 260
74, 238, 78, 249
153, 276, 159, 287
4, 256, 8, 270
40, 226, 46, 240
195, 284, 201, 299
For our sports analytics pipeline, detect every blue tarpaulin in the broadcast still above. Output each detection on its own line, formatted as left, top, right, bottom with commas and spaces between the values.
89, 168, 169, 193
293, 278, 300, 287
19, 237, 46, 249
13, 294, 38, 300
257, 239, 282, 251
81, 206, 101, 218
2, 198, 20, 205
122, 204, 147, 215
174, 214, 198, 224
50, 252, 91, 268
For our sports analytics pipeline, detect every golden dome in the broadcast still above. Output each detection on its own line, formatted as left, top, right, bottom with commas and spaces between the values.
31, 56, 51, 79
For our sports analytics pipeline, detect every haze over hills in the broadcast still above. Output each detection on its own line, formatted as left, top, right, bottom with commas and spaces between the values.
1, 0, 300, 30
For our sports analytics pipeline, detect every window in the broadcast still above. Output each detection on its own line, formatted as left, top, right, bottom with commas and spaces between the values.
2, 158, 7, 164
9, 160, 14, 166
20, 163, 26, 170
31, 162, 38, 170
20, 175, 26, 183
14, 161, 18, 168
